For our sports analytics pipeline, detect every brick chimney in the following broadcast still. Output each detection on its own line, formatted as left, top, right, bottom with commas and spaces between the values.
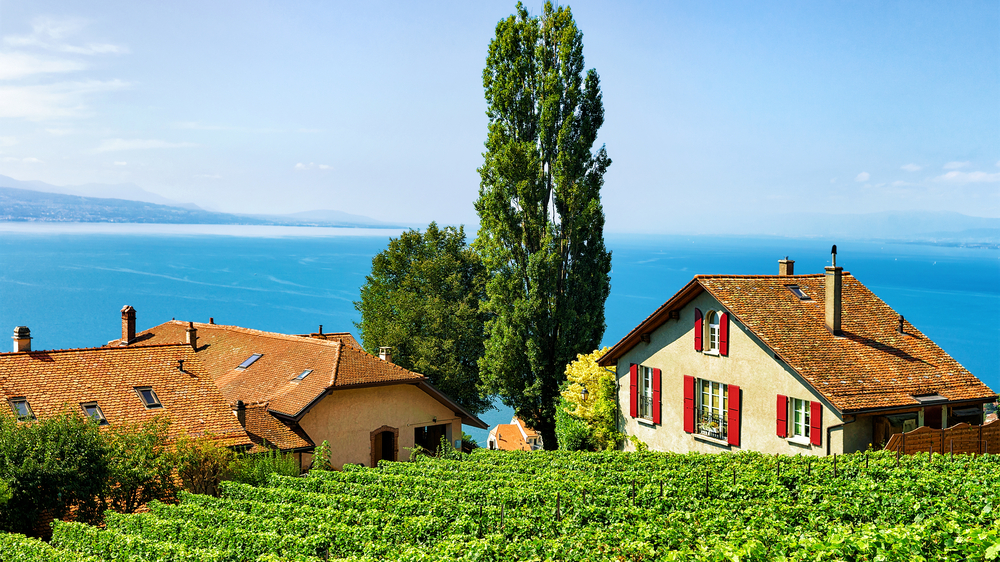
825, 245, 843, 336
379, 347, 393, 363
121, 305, 136, 343
12, 326, 31, 352
185, 322, 198, 349
778, 257, 794, 276
234, 400, 246, 428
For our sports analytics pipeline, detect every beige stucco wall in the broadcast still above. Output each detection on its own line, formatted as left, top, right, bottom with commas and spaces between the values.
616, 291, 847, 456
298, 383, 462, 469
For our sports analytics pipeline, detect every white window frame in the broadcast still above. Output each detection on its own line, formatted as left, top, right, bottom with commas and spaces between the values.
638, 366, 654, 420
697, 379, 728, 440
789, 397, 810, 443
705, 311, 720, 355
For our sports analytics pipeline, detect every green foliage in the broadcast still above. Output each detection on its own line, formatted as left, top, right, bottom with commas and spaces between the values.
102, 417, 176, 514
475, 1, 612, 450
0, 530, 101, 562
310, 440, 332, 471
559, 348, 622, 450
461, 432, 478, 450
0, 413, 110, 534
354, 222, 490, 414
554, 397, 592, 451
0, 480, 10, 508
28, 450, 1000, 561
627, 434, 649, 452
173, 434, 235, 497
228, 449, 300, 487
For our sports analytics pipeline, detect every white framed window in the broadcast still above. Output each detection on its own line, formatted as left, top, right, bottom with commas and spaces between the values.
698, 379, 728, 440
9, 398, 35, 422
638, 366, 653, 419
706, 311, 720, 354
81, 402, 109, 426
790, 398, 810, 440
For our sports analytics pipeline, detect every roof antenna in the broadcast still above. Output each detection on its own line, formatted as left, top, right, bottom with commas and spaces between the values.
831, 244, 837, 267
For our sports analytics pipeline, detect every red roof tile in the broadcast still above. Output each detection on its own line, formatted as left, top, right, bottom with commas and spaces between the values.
0, 344, 251, 448
601, 273, 996, 414
492, 424, 531, 451
242, 404, 313, 453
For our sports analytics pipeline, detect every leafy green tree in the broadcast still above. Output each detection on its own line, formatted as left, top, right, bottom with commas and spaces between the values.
558, 347, 621, 450
173, 433, 234, 497
310, 440, 332, 471
102, 417, 176, 514
355, 222, 490, 414
0, 412, 110, 534
475, 1, 612, 449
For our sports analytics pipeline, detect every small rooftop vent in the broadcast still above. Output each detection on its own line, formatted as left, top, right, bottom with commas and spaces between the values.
912, 393, 947, 404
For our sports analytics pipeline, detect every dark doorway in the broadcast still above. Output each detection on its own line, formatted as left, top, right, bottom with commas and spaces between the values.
414, 424, 448, 452
373, 430, 396, 464
925, 406, 942, 429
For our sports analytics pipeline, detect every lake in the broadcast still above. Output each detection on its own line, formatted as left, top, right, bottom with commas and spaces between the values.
1, 222, 996, 444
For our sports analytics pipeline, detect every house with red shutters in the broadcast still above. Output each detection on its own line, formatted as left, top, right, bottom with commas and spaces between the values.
598, 250, 997, 456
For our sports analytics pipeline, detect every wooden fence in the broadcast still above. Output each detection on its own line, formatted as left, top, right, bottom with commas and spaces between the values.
884, 419, 999, 455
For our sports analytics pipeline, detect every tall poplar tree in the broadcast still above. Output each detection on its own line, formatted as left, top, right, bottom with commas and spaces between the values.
475, 2, 612, 449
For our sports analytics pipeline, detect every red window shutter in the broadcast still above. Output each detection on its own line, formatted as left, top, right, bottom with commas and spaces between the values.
694, 308, 703, 351
719, 312, 730, 356
683, 375, 695, 433
727, 385, 740, 446
810, 401, 822, 446
652, 368, 662, 424
629, 364, 638, 418
776, 395, 788, 437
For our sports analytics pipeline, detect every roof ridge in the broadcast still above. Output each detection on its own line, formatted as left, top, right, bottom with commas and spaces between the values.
695, 273, 848, 279
167, 321, 342, 347
0, 342, 194, 357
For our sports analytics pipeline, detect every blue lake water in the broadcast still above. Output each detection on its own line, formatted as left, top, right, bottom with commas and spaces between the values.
1, 223, 996, 444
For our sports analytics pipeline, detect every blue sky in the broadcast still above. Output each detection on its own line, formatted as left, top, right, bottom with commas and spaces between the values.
0, 1, 996, 232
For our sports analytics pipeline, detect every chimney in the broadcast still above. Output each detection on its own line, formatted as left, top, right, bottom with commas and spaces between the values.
825, 245, 843, 336
185, 322, 198, 349
778, 257, 794, 276
12, 326, 31, 352
234, 400, 246, 428
121, 305, 136, 343
318, 325, 323, 335
898, 314, 905, 335
209, 317, 214, 325
379, 346, 393, 363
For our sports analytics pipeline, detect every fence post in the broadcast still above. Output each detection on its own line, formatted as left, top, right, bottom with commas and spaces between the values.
865, 453, 869, 470
659, 481, 662, 498
556, 492, 561, 521
833, 454, 837, 477
705, 471, 709, 495
928, 444, 932, 463
950, 439, 953, 461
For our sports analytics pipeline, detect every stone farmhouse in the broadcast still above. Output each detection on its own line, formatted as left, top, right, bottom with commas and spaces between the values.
599, 250, 997, 456
0, 325, 251, 448
109, 308, 486, 469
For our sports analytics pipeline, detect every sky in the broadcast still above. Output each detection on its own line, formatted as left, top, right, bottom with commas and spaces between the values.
0, 1, 997, 233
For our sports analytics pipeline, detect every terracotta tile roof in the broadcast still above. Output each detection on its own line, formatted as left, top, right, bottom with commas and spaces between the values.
242, 404, 313, 453
296, 332, 360, 348
602, 273, 996, 414
513, 416, 539, 438
0, 344, 251, 448
492, 423, 531, 451
113, 321, 425, 418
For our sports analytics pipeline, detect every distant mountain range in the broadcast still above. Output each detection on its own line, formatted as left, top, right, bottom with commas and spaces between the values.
0, 175, 401, 228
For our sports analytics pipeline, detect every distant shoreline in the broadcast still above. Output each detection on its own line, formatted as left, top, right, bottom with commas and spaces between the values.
0, 221, 406, 238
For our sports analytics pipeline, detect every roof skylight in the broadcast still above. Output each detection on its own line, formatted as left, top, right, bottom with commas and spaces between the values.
785, 285, 811, 300
134, 387, 163, 409
81, 402, 109, 425
294, 369, 312, 381
9, 398, 35, 422
237, 353, 263, 370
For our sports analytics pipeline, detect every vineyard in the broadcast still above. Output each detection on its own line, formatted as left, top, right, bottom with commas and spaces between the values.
3, 449, 1000, 561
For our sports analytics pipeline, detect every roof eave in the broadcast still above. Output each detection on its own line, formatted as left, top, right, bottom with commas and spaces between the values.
417, 380, 489, 429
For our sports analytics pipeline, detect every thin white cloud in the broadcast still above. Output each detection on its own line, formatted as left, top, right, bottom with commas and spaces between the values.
933, 171, 1000, 183
92, 139, 197, 153
3, 17, 128, 55
996, 160, 1000, 168
0, 52, 87, 80
943, 161, 970, 170
0, 79, 128, 120
293, 162, 332, 171
900, 163, 921, 172
890, 180, 910, 187
195, 174, 222, 179
113, 161, 127, 166
1, 156, 43, 163
0, 137, 16, 147
854, 172, 869, 182
45, 128, 76, 136
173, 121, 283, 133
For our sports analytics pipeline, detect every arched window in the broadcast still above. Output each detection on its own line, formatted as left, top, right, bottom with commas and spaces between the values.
707, 311, 720, 353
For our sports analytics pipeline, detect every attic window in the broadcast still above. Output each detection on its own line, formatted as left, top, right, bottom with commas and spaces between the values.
294, 369, 312, 381
9, 398, 35, 422
237, 353, 263, 370
81, 402, 109, 425
134, 387, 163, 409
785, 285, 811, 300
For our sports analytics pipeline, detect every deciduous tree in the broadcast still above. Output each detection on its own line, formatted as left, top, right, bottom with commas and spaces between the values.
355, 222, 490, 414
475, 2, 612, 449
